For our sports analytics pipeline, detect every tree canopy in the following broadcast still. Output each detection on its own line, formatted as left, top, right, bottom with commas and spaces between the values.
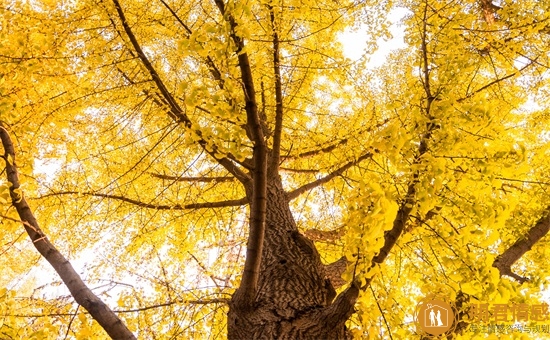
1, 0, 550, 338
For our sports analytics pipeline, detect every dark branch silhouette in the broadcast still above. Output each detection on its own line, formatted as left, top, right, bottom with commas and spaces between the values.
283, 119, 391, 161
493, 209, 550, 284
287, 138, 349, 159
268, 6, 284, 176
304, 225, 345, 243
458, 61, 534, 102
111, 0, 249, 184
287, 152, 373, 200
8, 298, 230, 318
149, 173, 235, 183
280, 167, 320, 173
36, 191, 248, 210
362, 5, 437, 289
214, 0, 268, 306
0, 124, 136, 340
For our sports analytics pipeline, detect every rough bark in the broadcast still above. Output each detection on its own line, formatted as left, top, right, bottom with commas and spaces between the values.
304, 226, 345, 243
324, 257, 348, 289
227, 178, 356, 339
493, 209, 550, 283
0, 125, 136, 340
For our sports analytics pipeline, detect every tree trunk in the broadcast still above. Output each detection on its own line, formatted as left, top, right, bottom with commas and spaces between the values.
228, 177, 357, 339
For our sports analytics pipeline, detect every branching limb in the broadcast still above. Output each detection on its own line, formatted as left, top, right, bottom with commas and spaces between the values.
268, 5, 284, 176
304, 225, 345, 243
286, 139, 350, 160
362, 5, 436, 289
371, 181, 417, 269
280, 167, 319, 173
317, 281, 359, 328
111, 0, 185, 126
367, 136, 433, 278
458, 60, 534, 102
63, 305, 80, 340
282, 281, 360, 335
493, 209, 550, 284
159, 0, 259, 156
287, 152, 373, 200
455, 208, 547, 333
480, 0, 501, 24
324, 256, 348, 289
115, 298, 230, 313
111, 0, 249, 184
420, 1, 432, 103
496, 177, 550, 186
159, 0, 225, 88
36, 191, 248, 210
8, 298, 230, 317
214, 0, 267, 306
407, 206, 442, 232
0, 124, 136, 340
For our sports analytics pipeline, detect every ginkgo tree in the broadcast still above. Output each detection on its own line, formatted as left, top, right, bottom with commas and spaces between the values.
1, 0, 550, 338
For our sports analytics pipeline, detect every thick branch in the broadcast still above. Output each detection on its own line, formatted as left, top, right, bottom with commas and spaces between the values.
363, 14, 437, 288
158, 0, 192, 34
112, 0, 186, 126
36, 191, 248, 210
280, 167, 319, 173
214, 0, 267, 305
367, 136, 436, 287
287, 282, 359, 335
115, 298, 230, 313
371, 184, 416, 268
318, 281, 359, 328
118, 68, 251, 173
288, 138, 349, 159
0, 125, 136, 340
324, 256, 348, 289
111, 0, 249, 183
458, 61, 533, 103
359, 159, 423, 291
304, 225, 345, 243
287, 152, 373, 200
268, 6, 284, 175
420, 2, 432, 102
492, 210, 550, 283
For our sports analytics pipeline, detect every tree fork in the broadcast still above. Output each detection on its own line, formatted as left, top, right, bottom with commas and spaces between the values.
228, 178, 358, 339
